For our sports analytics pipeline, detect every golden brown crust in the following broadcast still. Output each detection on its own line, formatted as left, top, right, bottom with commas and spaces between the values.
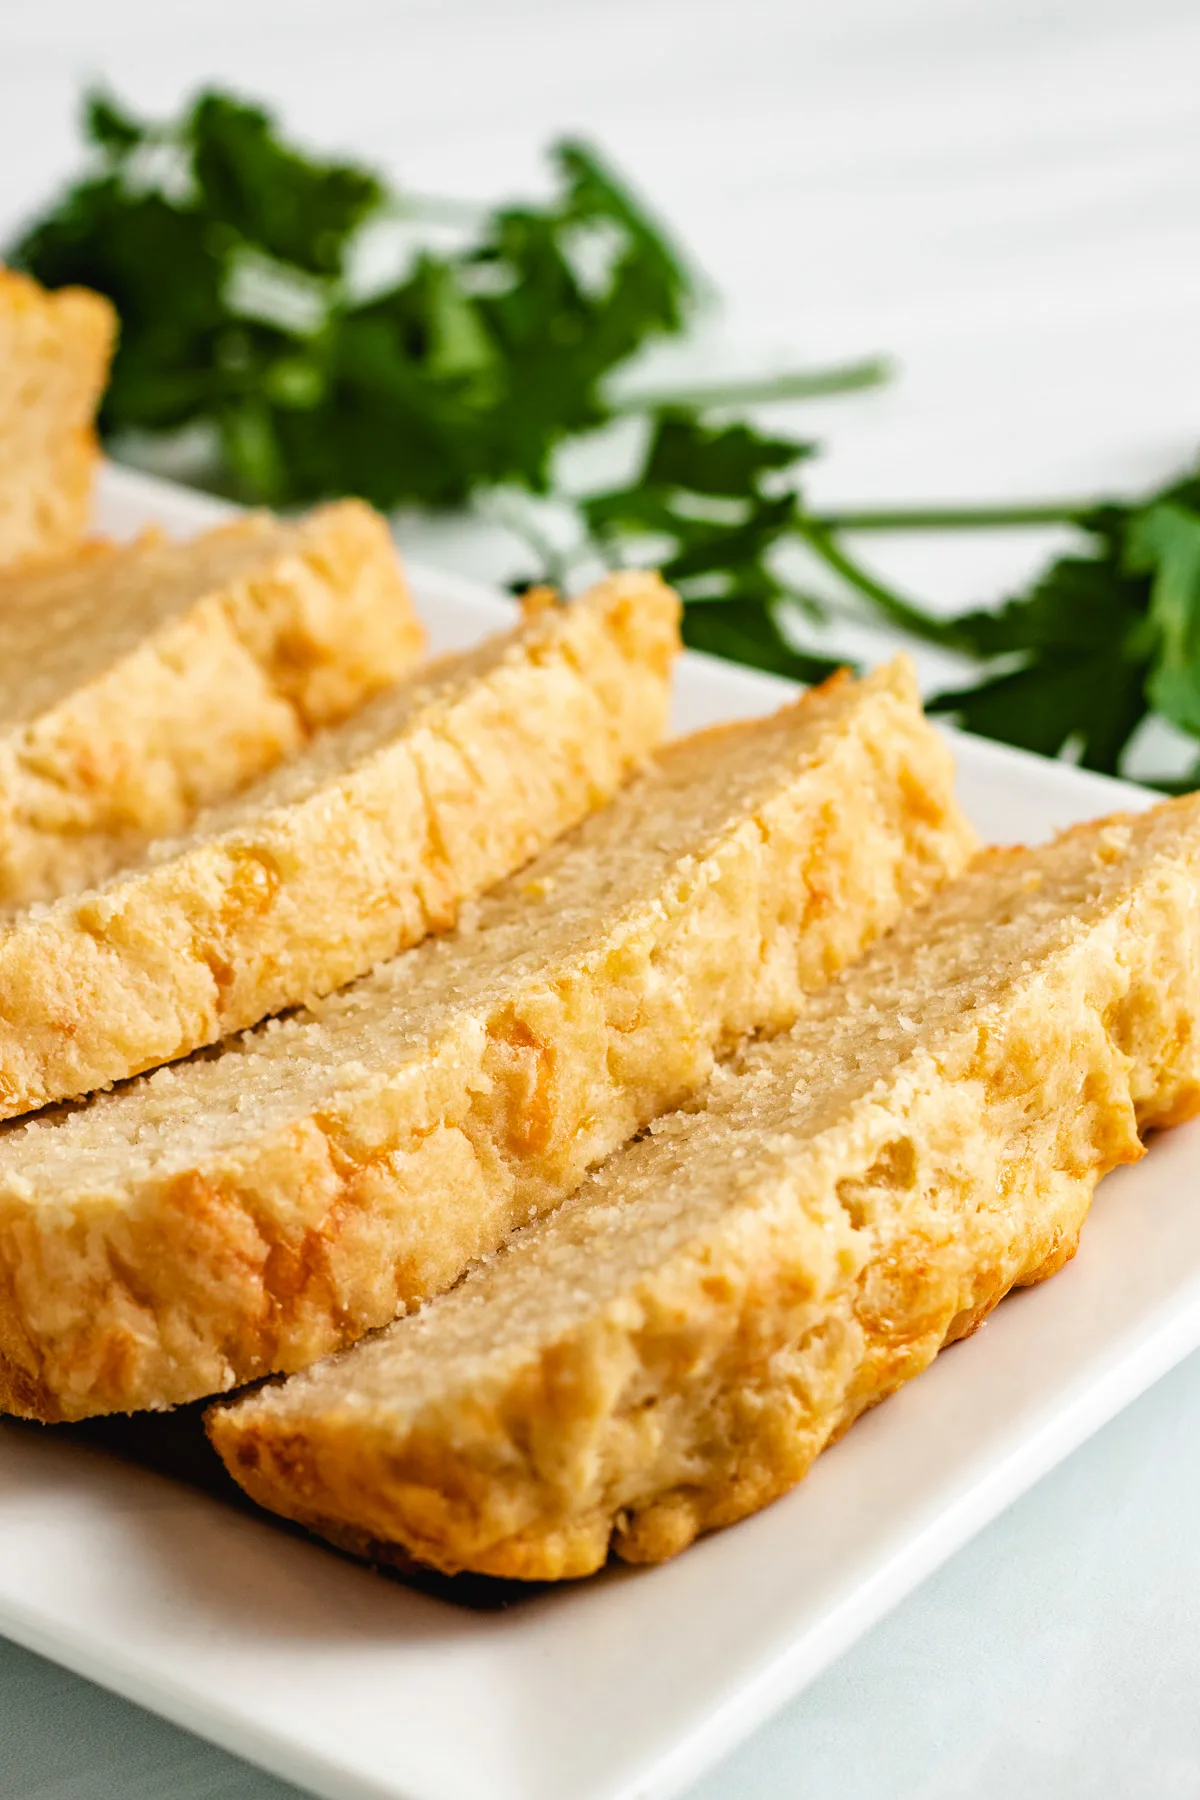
209, 794, 1200, 1580
0, 572, 679, 1125
0, 659, 971, 1420
0, 502, 424, 905
0, 270, 116, 569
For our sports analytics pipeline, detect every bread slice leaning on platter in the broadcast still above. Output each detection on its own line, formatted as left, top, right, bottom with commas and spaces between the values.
210, 794, 1200, 1580
0, 268, 115, 570
0, 502, 423, 906
0, 659, 973, 1420
0, 574, 679, 1122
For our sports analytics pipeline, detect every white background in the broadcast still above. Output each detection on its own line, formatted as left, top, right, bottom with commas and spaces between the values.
2, 2, 1200, 1795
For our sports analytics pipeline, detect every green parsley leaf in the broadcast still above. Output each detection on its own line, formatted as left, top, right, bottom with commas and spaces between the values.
643, 412, 811, 496
35, 79, 1200, 792
680, 598, 840, 685
575, 409, 839, 681
83, 91, 144, 156
189, 93, 384, 277
925, 512, 1150, 773
9, 87, 704, 511
1127, 501, 1200, 737
912, 474, 1200, 779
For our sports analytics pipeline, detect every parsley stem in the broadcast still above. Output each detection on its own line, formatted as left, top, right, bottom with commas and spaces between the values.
612, 356, 891, 415
791, 516, 959, 646
812, 502, 1091, 532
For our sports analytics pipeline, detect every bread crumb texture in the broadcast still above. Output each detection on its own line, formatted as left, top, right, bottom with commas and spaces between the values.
0, 659, 970, 1418
0, 269, 115, 568
0, 572, 679, 1127
0, 502, 423, 905
209, 793, 1200, 1580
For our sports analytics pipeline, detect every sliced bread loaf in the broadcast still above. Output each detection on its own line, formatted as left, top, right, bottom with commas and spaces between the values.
210, 794, 1200, 1580
0, 659, 972, 1419
0, 573, 678, 1126
0, 502, 422, 905
0, 269, 115, 568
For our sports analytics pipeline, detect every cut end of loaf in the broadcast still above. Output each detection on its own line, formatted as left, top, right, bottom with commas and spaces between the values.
0, 566, 679, 1128
0, 651, 965, 1421
209, 791, 1200, 1581
0, 269, 116, 570
0, 498, 423, 907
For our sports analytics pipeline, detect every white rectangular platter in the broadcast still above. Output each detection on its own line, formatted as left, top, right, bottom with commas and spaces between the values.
1, 463, 1196, 1800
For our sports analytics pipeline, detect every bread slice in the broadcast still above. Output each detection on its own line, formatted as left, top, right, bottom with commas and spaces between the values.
0, 503, 423, 906
210, 794, 1200, 1580
0, 573, 678, 1127
0, 659, 972, 1420
0, 269, 115, 568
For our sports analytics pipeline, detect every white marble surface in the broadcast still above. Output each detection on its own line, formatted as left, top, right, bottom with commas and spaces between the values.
2, 2, 1200, 1795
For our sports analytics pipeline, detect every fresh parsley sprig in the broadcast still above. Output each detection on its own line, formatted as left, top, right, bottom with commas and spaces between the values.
14, 91, 696, 506
12, 87, 881, 683
11, 88, 879, 509
574, 410, 841, 684
795, 478, 1200, 782
11, 87, 1200, 789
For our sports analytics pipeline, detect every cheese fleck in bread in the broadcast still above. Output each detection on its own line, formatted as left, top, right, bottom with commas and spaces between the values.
0, 503, 423, 905
0, 659, 971, 1419
0, 573, 678, 1125
0, 269, 115, 568
210, 795, 1200, 1579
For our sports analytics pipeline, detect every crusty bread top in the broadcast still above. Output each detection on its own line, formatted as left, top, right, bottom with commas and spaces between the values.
0, 654, 975, 1421
121, 573, 672, 855
0, 500, 423, 906
0, 658, 961, 1193
0, 269, 116, 568
0, 505, 415, 730
0, 572, 679, 1118
229, 791, 1200, 1429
